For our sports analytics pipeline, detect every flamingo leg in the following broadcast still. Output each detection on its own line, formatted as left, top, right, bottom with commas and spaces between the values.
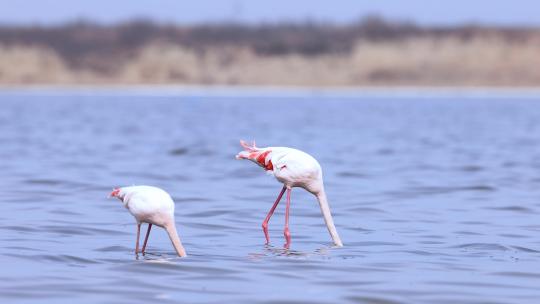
135, 223, 141, 254
141, 224, 152, 254
284, 188, 292, 248
262, 186, 286, 244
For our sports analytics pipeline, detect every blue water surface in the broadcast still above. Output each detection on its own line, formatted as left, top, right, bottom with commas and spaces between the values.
1, 89, 540, 303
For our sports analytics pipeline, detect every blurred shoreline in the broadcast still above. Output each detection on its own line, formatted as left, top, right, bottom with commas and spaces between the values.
1, 84, 540, 99
1, 18, 540, 87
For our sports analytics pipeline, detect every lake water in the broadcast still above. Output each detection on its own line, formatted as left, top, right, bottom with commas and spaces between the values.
1, 88, 540, 303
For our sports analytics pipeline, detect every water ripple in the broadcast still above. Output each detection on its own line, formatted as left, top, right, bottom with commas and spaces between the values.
3, 93, 540, 303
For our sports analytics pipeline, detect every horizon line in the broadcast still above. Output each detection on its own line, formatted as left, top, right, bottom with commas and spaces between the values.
0, 15, 539, 30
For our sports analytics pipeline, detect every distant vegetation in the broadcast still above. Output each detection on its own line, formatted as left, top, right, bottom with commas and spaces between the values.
1, 17, 539, 86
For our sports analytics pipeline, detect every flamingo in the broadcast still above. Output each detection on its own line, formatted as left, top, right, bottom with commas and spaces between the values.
235, 140, 343, 248
109, 185, 187, 257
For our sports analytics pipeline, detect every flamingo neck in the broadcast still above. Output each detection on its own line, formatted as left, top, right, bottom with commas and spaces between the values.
315, 189, 344, 247
165, 223, 187, 257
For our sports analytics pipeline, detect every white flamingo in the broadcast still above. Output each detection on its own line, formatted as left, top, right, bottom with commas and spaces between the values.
236, 140, 343, 248
109, 185, 187, 257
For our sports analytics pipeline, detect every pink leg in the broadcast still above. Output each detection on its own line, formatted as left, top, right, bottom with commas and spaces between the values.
141, 224, 152, 254
262, 186, 286, 244
135, 223, 141, 254
284, 188, 292, 248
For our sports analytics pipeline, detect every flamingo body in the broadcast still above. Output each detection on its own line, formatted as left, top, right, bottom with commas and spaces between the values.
271, 148, 323, 193
109, 185, 187, 257
120, 186, 175, 227
236, 140, 343, 248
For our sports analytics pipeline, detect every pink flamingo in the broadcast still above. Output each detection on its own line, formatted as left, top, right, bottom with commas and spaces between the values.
109, 185, 187, 257
236, 140, 343, 248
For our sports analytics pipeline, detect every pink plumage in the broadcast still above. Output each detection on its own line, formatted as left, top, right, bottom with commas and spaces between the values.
109, 185, 187, 257
236, 140, 343, 248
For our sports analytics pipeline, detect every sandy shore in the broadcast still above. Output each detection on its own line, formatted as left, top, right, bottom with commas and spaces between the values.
1, 31, 540, 87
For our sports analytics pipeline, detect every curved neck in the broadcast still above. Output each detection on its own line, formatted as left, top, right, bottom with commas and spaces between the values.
316, 189, 343, 247
165, 223, 187, 257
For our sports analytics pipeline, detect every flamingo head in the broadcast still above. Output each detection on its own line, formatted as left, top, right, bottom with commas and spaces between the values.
108, 187, 122, 199
235, 140, 260, 160
235, 140, 274, 171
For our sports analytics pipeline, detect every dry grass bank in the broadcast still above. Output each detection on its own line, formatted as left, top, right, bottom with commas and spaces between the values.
1, 35, 540, 87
